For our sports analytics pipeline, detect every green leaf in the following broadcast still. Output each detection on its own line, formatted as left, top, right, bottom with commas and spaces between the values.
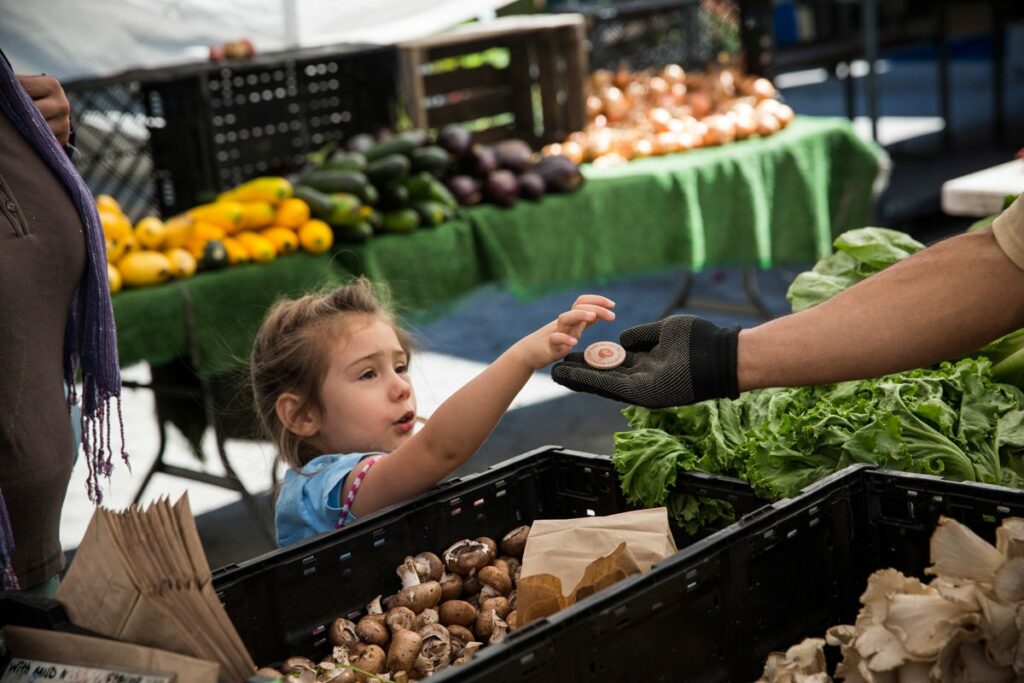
833, 227, 925, 270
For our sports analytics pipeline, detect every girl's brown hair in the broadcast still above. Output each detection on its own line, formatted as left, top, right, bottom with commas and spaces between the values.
250, 277, 412, 469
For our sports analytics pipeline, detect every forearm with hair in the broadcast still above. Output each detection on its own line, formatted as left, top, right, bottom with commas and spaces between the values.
738, 228, 1024, 390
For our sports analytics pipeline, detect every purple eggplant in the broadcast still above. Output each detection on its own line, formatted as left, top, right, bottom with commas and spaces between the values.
517, 172, 546, 201
447, 175, 483, 206
437, 123, 472, 159
493, 139, 534, 174
484, 170, 520, 207
531, 155, 583, 193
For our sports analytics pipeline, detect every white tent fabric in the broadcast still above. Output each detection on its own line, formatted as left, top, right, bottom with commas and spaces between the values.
0, 0, 513, 80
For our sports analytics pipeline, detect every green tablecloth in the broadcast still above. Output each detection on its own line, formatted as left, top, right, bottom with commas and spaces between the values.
470, 116, 881, 294
113, 116, 883, 374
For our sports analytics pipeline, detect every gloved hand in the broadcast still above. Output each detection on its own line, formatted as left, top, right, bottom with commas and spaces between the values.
551, 315, 740, 408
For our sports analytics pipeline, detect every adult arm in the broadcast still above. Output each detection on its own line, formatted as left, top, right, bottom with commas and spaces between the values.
554, 199, 1024, 406
740, 225, 1024, 390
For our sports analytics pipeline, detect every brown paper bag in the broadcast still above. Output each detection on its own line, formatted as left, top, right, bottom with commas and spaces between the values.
517, 508, 678, 625
518, 542, 644, 625
54, 496, 256, 682
3, 625, 220, 682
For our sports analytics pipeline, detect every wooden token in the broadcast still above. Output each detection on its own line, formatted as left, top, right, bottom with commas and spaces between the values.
584, 341, 626, 369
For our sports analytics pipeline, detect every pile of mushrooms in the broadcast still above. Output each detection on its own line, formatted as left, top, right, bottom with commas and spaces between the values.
256, 524, 530, 681
757, 516, 1024, 682
543, 62, 794, 167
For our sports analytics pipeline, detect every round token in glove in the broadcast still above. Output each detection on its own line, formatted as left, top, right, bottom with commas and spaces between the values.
584, 341, 626, 369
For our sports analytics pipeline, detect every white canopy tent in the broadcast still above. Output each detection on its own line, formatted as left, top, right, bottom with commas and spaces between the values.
0, 0, 516, 79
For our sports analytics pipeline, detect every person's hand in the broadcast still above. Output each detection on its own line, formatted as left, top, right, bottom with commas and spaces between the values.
512, 295, 616, 370
17, 75, 71, 146
551, 314, 741, 408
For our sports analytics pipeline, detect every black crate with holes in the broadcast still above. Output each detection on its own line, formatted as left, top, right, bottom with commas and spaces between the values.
63, 44, 396, 220
209, 446, 764, 676
143, 44, 397, 216
64, 75, 160, 223
215, 455, 1024, 680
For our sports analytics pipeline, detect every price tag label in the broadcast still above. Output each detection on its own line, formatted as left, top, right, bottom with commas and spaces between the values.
1, 658, 176, 683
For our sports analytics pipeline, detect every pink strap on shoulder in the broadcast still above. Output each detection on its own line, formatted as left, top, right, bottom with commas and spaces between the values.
337, 455, 383, 528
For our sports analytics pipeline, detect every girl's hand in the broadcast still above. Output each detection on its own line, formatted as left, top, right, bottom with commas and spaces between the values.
513, 294, 616, 370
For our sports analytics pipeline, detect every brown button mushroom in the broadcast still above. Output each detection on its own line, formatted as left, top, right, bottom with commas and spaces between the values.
356, 614, 390, 648
418, 622, 453, 671
480, 596, 511, 620
280, 657, 316, 675
352, 643, 386, 675
366, 595, 384, 615
438, 599, 478, 627
414, 551, 444, 582
439, 571, 463, 601
317, 662, 355, 683
416, 607, 439, 630
443, 539, 493, 575
396, 557, 422, 589
476, 536, 498, 557
454, 641, 483, 666
507, 610, 518, 631
507, 589, 517, 611
475, 608, 498, 641
478, 565, 512, 598
412, 653, 436, 679
254, 668, 284, 679
489, 613, 509, 645
387, 628, 423, 673
462, 571, 482, 598
385, 606, 417, 633
328, 617, 358, 648
500, 525, 530, 557
447, 624, 475, 657
506, 557, 522, 585
394, 580, 442, 613
491, 557, 511, 575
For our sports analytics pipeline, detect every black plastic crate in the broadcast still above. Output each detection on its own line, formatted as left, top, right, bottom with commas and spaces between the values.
64, 76, 159, 222
144, 44, 397, 216
209, 445, 764, 670
550, 0, 742, 72
430, 464, 1024, 682
64, 44, 397, 220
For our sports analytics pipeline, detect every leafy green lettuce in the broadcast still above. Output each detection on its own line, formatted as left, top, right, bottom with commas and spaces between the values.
617, 225, 1024, 533
614, 359, 1024, 524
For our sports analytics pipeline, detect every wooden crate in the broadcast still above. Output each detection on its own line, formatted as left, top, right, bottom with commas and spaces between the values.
398, 14, 587, 148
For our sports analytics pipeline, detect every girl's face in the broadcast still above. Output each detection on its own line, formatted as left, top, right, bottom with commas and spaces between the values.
314, 315, 417, 455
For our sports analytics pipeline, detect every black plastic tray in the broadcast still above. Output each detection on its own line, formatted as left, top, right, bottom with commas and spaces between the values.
209, 445, 764, 668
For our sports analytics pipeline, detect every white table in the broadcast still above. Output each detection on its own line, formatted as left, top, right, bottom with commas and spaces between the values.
942, 159, 1024, 217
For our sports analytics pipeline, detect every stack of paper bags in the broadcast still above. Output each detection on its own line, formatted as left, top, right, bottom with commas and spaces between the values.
55, 495, 256, 682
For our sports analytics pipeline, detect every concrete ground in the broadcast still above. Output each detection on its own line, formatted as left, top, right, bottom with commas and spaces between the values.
61, 42, 1024, 572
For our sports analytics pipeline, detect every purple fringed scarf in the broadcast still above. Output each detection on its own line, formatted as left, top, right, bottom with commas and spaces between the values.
0, 55, 126, 589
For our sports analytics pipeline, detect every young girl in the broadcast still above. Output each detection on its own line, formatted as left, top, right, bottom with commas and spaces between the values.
250, 278, 615, 547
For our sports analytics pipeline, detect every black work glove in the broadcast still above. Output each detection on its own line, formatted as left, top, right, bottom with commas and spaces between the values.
551, 315, 740, 408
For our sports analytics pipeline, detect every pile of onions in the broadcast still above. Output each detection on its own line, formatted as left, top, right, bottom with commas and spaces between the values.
544, 63, 795, 167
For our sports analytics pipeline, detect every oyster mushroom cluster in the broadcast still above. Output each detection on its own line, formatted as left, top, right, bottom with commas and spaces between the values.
758, 516, 1024, 683
259, 524, 530, 681
543, 62, 794, 167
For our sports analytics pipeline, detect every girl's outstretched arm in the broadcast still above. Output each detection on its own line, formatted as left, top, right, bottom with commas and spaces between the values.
350, 294, 616, 514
